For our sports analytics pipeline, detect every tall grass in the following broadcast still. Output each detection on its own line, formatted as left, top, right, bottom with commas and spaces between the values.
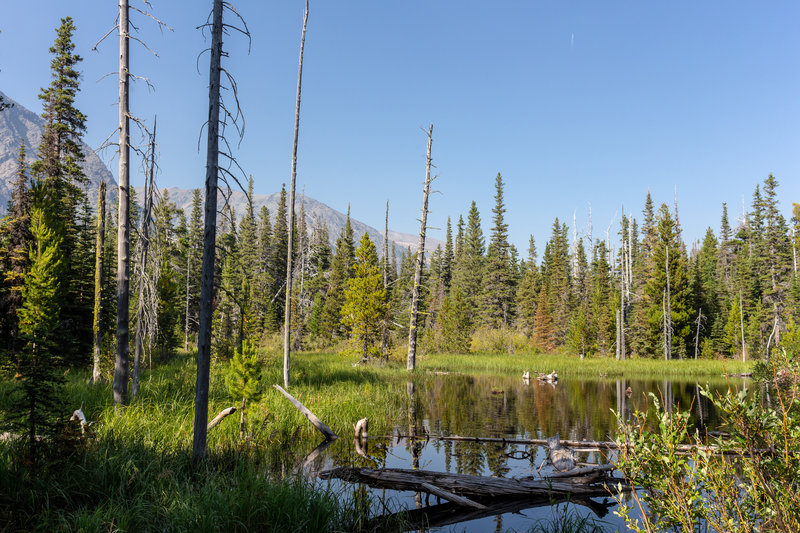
1, 348, 752, 531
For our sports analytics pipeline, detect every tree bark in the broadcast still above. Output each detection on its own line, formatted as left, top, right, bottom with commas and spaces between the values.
283, 0, 309, 389
407, 124, 433, 372
193, 0, 223, 462
113, 0, 131, 406
381, 200, 389, 355
91, 182, 106, 384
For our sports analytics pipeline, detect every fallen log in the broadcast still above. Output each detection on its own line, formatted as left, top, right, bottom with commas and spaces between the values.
420, 482, 487, 510
273, 384, 338, 441
207, 406, 237, 432
319, 467, 617, 500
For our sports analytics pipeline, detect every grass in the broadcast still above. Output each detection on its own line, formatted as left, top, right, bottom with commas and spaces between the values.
0, 348, 755, 531
419, 351, 753, 379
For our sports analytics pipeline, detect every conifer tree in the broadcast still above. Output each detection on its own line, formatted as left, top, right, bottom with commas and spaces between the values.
481, 173, 515, 328
7, 209, 64, 467
225, 340, 261, 439
320, 209, 354, 340
341, 233, 386, 361
451, 202, 484, 332
515, 236, 540, 336
0, 140, 33, 356
29, 17, 90, 364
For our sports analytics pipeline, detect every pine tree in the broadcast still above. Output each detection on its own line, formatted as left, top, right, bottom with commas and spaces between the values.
643, 204, 692, 358
29, 17, 90, 363
320, 209, 354, 340
450, 202, 484, 335
341, 233, 386, 361
0, 140, 33, 356
270, 185, 289, 325
515, 236, 540, 336
6, 209, 64, 467
225, 340, 261, 439
481, 173, 515, 327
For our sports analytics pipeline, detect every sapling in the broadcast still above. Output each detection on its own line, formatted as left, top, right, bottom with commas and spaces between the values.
225, 340, 261, 440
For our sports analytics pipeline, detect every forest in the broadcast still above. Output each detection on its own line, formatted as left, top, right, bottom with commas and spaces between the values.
2, 3, 800, 532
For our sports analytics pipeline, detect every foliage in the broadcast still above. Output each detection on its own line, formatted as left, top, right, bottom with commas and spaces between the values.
615, 349, 800, 532
341, 233, 386, 362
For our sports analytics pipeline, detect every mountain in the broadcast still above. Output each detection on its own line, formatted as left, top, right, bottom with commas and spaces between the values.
143, 187, 444, 255
0, 90, 441, 256
0, 90, 115, 213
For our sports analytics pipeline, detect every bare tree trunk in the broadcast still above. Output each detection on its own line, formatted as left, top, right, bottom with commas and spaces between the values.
113, 0, 131, 406
407, 124, 434, 372
283, 0, 309, 389
91, 182, 106, 384
739, 290, 746, 362
694, 308, 702, 360
664, 245, 672, 360
193, 0, 223, 462
381, 200, 389, 355
184, 245, 191, 351
132, 122, 156, 398
615, 309, 620, 361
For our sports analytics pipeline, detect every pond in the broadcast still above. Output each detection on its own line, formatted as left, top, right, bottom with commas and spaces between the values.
303, 373, 749, 532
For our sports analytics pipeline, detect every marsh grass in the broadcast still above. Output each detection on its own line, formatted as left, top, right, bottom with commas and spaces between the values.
420, 351, 752, 379
0, 348, 752, 531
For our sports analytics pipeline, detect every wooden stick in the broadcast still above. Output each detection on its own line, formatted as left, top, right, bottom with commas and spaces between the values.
273, 384, 338, 441
207, 406, 236, 432
420, 482, 487, 510
355, 417, 368, 440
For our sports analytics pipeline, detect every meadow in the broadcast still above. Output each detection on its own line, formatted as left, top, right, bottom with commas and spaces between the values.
0, 349, 754, 531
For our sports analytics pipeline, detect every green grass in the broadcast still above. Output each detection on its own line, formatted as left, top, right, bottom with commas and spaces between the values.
0, 348, 755, 531
419, 351, 753, 378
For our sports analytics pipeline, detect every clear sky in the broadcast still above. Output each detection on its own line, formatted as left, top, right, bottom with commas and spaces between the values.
1, 1, 799, 255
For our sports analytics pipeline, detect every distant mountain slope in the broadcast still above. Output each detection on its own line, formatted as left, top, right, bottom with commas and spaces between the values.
0, 90, 115, 213
0, 90, 440, 255
145, 187, 443, 255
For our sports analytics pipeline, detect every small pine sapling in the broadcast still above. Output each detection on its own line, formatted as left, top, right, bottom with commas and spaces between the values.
225, 340, 261, 440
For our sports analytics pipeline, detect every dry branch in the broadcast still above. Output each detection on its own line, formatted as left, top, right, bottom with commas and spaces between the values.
207, 406, 237, 432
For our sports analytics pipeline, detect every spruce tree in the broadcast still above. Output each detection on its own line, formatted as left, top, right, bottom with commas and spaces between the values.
515, 236, 540, 336
341, 233, 386, 361
481, 173, 515, 328
0, 140, 33, 356
7, 209, 64, 467
29, 17, 90, 363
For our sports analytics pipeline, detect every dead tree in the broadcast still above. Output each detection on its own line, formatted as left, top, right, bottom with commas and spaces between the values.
407, 124, 434, 372
91, 182, 106, 384
132, 120, 157, 397
381, 200, 390, 355
283, 0, 309, 389
112, 0, 132, 405
193, 0, 249, 462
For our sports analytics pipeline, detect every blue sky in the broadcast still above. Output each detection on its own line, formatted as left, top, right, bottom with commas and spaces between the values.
1, 1, 799, 254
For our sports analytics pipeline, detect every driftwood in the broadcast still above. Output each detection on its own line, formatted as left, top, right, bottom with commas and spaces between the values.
70, 403, 89, 435
420, 482, 487, 510
273, 384, 338, 441
319, 466, 617, 501
354, 417, 368, 440
207, 406, 237, 432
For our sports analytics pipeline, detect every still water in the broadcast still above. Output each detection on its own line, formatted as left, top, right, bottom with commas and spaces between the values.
308, 373, 748, 532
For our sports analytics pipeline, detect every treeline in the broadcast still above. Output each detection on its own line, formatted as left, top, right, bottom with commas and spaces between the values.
2, 21, 799, 390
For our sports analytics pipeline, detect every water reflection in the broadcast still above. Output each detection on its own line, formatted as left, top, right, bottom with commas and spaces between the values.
318, 373, 748, 532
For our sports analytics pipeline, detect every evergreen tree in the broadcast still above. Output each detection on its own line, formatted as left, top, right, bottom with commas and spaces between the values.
270, 185, 289, 325
515, 236, 540, 336
589, 240, 615, 356
5, 209, 64, 467
481, 173, 515, 327
450, 202, 484, 335
320, 209, 355, 340
0, 140, 33, 356
643, 204, 692, 358
341, 233, 386, 361
29, 18, 90, 363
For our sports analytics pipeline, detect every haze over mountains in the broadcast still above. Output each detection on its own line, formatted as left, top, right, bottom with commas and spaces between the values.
0, 90, 440, 255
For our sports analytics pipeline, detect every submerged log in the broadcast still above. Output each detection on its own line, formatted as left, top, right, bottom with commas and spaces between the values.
319, 466, 617, 501
419, 482, 487, 510
368, 494, 617, 530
